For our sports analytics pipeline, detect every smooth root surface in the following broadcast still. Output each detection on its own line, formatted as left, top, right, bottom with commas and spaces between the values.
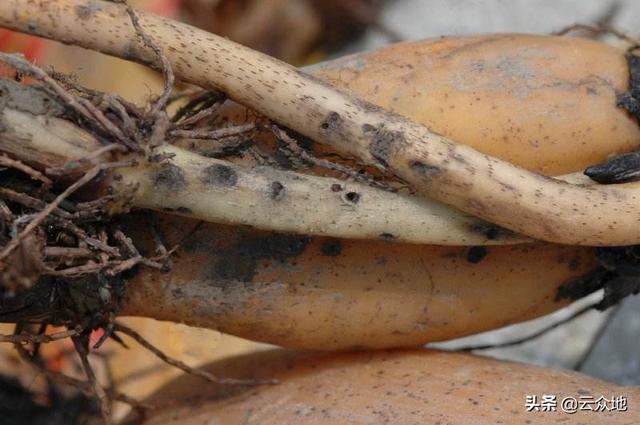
120, 215, 598, 350
309, 34, 640, 175
136, 349, 640, 425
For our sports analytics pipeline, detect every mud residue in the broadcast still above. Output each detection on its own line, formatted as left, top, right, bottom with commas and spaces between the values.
209, 233, 311, 282
0, 79, 64, 116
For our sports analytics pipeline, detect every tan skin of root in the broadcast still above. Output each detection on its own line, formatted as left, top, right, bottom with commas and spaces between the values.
0, 68, 604, 350
115, 144, 525, 245
307, 35, 640, 176
212, 32, 639, 176
118, 213, 598, 350
1, 31, 636, 247
0, 106, 599, 349
0, 99, 524, 246
199, 32, 640, 240
134, 348, 640, 425
7, 30, 636, 245
0, 101, 600, 349
3, 0, 640, 245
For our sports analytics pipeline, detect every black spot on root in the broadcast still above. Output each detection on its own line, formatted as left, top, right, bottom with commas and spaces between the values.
270, 181, 286, 201
466, 246, 487, 264
154, 164, 187, 192
363, 124, 405, 167
210, 233, 311, 282
321, 240, 343, 257
122, 43, 138, 61
379, 233, 396, 241
345, 192, 361, 204
201, 164, 238, 187
331, 184, 343, 192
320, 111, 343, 132
469, 223, 514, 241
409, 161, 441, 179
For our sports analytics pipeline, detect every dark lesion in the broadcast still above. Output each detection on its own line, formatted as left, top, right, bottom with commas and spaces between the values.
319, 111, 343, 132
154, 163, 188, 191
208, 232, 312, 283
363, 123, 406, 168
201, 163, 238, 187
269, 181, 286, 201
408, 160, 441, 180
468, 222, 517, 242
465, 246, 487, 264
